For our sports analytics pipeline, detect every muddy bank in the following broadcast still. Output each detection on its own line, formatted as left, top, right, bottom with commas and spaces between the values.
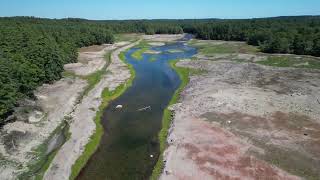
161, 43, 320, 179
43, 41, 139, 180
0, 77, 87, 180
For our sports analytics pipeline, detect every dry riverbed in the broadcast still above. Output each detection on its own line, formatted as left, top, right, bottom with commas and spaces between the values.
0, 41, 134, 179
161, 40, 320, 179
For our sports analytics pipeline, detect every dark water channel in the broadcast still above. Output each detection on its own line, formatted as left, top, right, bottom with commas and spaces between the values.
78, 39, 196, 180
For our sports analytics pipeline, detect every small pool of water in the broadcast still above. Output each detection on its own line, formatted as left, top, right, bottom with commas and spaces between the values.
78, 39, 196, 180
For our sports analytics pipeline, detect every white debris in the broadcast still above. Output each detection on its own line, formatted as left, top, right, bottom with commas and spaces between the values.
116, 105, 123, 109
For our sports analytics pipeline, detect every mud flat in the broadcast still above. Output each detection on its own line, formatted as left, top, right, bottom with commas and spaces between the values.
161, 41, 320, 179
43, 41, 139, 180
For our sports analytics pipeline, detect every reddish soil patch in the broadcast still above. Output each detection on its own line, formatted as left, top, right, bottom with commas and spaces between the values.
201, 111, 320, 178
179, 118, 299, 179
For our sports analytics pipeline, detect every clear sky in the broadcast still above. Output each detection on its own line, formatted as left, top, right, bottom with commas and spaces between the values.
0, 0, 320, 20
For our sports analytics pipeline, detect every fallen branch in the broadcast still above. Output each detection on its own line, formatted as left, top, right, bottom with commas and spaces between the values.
138, 106, 151, 111
317, 99, 320, 105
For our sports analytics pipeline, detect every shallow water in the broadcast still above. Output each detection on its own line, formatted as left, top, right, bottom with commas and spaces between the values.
78, 40, 196, 180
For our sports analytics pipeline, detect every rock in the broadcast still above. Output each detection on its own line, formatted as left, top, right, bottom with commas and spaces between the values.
116, 105, 123, 109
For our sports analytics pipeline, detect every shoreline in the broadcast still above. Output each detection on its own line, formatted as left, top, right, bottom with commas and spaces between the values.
43, 41, 140, 180
151, 59, 192, 180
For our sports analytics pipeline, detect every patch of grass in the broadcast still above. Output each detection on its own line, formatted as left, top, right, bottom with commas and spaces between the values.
69, 47, 136, 180
131, 47, 149, 60
201, 44, 236, 54
131, 41, 151, 60
189, 40, 259, 56
62, 70, 77, 78
151, 60, 201, 180
114, 33, 141, 42
134, 40, 151, 49
257, 56, 320, 69
148, 56, 157, 62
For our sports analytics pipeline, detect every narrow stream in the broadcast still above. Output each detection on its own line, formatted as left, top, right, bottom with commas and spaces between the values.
78, 37, 196, 180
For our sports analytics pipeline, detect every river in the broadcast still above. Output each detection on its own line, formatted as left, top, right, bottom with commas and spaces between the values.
78, 38, 196, 180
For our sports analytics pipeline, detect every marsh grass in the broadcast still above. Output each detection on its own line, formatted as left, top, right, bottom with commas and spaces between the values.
131, 41, 151, 60
257, 56, 320, 69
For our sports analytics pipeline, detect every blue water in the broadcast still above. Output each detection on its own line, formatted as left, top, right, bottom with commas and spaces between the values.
78, 40, 196, 180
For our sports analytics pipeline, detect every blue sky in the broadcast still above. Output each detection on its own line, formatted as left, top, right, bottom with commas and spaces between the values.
0, 0, 320, 20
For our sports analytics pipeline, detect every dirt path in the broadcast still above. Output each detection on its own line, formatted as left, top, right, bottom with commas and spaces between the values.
161, 57, 320, 179
43, 41, 139, 180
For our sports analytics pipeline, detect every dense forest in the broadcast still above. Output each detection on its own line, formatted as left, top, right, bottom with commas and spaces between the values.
1, 16, 320, 122
181, 16, 320, 56
0, 17, 183, 122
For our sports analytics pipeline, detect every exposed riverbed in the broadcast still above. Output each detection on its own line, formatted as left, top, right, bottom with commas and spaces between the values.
77, 40, 196, 179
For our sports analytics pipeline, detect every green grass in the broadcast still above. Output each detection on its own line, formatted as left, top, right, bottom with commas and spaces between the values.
257, 56, 320, 69
131, 41, 151, 60
150, 60, 203, 180
62, 70, 77, 78
69, 47, 136, 180
148, 56, 157, 62
189, 40, 259, 56
131, 47, 149, 60
135, 40, 151, 49
114, 33, 141, 42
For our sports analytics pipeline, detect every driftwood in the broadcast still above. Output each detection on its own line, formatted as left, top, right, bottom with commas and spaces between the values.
138, 106, 151, 111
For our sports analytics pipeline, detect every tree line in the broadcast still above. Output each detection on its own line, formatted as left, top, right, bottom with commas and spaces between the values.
181, 16, 320, 56
0, 17, 183, 122
1, 16, 320, 122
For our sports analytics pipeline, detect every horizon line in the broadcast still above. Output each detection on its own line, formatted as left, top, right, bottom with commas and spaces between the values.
1, 14, 320, 21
